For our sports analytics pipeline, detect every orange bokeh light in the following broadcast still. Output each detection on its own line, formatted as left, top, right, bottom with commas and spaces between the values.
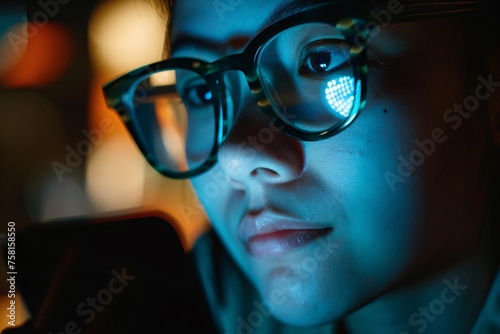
1, 22, 75, 87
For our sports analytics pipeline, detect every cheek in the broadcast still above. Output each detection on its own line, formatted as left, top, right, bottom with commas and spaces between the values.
191, 168, 250, 264
191, 169, 236, 231
311, 129, 427, 242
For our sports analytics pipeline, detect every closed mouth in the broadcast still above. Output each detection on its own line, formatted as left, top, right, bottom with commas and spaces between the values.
246, 227, 332, 257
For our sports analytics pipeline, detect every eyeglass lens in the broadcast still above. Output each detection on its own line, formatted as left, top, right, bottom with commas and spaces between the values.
132, 69, 217, 173
130, 22, 361, 174
257, 23, 359, 132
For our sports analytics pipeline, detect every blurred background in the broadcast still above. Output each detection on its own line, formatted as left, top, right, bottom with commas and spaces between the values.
0, 0, 209, 330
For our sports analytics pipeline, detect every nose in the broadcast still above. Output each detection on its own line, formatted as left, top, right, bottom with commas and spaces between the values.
218, 96, 305, 186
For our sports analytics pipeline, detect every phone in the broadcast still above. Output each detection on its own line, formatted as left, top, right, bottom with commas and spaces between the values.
1, 212, 216, 334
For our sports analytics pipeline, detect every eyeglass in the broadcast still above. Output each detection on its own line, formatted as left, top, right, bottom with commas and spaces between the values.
103, 1, 479, 179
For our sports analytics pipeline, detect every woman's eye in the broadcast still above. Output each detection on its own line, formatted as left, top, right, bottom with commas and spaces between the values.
184, 84, 213, 108
300, 41, 351, 75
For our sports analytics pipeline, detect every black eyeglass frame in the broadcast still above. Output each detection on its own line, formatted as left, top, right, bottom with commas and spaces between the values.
103, 1, 479, 179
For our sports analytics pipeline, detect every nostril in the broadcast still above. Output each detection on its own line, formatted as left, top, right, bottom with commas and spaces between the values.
251, 168, 280, 178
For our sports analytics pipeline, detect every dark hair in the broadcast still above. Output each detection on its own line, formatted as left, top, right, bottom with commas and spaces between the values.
147, 0, 173, 57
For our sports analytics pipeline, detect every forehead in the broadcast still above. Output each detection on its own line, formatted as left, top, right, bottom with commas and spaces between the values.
171, 0, 276, 36
170, 0, 336, 56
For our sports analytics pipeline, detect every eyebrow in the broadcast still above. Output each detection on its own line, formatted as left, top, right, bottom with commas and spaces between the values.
262, 0, 340, 27
171, 35, 225, 56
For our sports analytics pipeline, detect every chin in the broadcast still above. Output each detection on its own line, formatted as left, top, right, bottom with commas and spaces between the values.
258, 275, 349, 328
270, 302, 340, 328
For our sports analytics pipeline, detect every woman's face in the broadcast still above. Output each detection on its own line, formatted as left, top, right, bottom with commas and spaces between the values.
171, 0, 484, 326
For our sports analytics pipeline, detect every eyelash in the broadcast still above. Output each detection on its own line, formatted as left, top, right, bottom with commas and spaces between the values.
366, 55, 393, 70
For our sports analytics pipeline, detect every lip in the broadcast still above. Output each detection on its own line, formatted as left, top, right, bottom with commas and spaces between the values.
239, 211, 333, 258
246, 228, 332, 257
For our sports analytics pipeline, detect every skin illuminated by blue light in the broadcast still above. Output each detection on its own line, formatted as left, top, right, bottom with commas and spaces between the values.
324, 76, 355, 117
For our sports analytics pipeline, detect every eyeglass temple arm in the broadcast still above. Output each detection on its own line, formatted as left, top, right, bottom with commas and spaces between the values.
377, 1, 480, 22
